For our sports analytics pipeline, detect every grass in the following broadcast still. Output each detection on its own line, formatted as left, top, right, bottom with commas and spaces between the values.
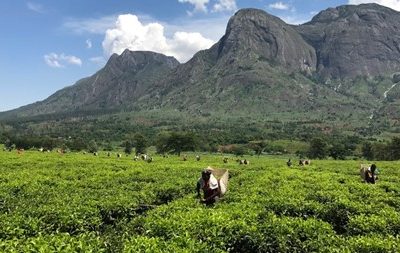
0, 149, 399, 252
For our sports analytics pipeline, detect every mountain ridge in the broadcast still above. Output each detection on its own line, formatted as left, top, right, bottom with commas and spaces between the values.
1, 3, 400, 138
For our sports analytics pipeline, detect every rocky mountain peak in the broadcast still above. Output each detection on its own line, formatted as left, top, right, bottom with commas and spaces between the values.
310, 3, 396, 24
298, 3, 400, 79
105, 50, 179, 73
217, 8, 316, 73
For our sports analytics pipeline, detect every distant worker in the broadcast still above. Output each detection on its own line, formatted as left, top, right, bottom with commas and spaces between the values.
287, 159, 292, 167
196, 167, 228, 205
365, 164, 378, 184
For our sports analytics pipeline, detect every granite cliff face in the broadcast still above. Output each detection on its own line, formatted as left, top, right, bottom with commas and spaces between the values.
217, 9, 317, 73
140, 8, 324, 114
297, 3, 400, 79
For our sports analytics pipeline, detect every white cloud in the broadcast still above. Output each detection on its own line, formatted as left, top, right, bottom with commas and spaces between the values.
86, 39, 92, 49
163, 16, 229, 41
348, 0, 400, 11
168, 32, 214, 62
27, 2, 44, 13
102, 14, 215, 63
63, 13, 228, 41
213, 0, 237, 12
102, 15, 169, 57
63, 16, 117, 34
44, 53, 82, 68
269, 2, 291, 10
178, 0, 210, 13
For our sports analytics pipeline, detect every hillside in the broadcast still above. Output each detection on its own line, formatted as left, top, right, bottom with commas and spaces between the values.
1, 4, 400, 139
0, 51, 179, 118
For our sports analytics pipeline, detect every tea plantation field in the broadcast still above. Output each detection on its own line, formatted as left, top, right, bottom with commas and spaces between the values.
1, 149, 400, 252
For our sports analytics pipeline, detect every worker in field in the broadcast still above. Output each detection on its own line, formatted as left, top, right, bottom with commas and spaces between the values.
196, 167, 228, 205
365, 164, 378, 184
287, 159, 292, 167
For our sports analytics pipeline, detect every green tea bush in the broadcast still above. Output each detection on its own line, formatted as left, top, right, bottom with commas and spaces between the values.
1, 150, 400, 251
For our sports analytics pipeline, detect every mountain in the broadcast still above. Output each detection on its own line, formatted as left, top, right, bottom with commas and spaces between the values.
2, 4, 400, 138
1, 50, 179, 118
137, 8, 357, 118
297, 3, 400, 79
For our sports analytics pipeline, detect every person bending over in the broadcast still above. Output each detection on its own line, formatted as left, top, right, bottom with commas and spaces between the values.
196, 169, 221, 205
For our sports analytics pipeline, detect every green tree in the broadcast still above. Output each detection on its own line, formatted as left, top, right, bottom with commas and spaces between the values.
372, 143, 388, 161
42, 137, 59, 151
329, 143, 347, 160
248, 141, 268, 156
308, 137, 328, 159
387, 137, 400, 160
103, 143, 114, 151
361, 142, 374, 160
87, 140, 98, 153
123, 140, 133, 155
68, 138, 87, 151
155, 132, 197, 156
232, 145, 248, 156
133, 134, 148, 155
4, 138, 12, 149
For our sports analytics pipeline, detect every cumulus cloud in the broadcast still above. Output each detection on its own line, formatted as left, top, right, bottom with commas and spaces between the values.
178, 0, 210, 13
168, 32, 214, 62
213, 0, 237, 12
102, 14, 214, 62
348, 0, 400, 11
27, 2, 44, 13
269, 2, 291, 10
44, 53, 82, 68
164, 16, 228, 41
86, 39, 92, 49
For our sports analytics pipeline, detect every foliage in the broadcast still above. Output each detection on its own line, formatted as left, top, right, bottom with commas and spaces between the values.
248, 141, 268, 156
1, 135, 59, 150
123, 140, 133, 155
362, 142, 374, 160
308, 137, 328, 159
87, 140, 98, 153
132, 134, 148, 155
329, 142, 347, 160
68, 137, 87, 151
231, 144, 250, 156
4, 138, 12, 149
387, 137, 400, 160
103, 143, 114, 151
0, 150, 400, 251
155, 132, 198, 156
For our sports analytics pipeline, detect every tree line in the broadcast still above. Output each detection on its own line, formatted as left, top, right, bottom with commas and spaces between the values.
1, 131, 400, 160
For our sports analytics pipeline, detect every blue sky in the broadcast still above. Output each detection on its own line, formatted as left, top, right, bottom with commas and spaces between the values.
0, 0, 398, 112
